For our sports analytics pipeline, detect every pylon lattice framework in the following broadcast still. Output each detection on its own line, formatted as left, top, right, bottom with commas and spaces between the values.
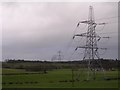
73, 6, 107, 80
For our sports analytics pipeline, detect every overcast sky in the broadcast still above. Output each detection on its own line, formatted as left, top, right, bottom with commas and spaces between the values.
1, 2, 118, 61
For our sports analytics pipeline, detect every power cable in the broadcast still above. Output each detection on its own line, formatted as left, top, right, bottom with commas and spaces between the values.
95, 16, 119, 21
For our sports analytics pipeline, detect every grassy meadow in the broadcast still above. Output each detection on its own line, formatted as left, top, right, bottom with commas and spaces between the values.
2, 68, 119, 88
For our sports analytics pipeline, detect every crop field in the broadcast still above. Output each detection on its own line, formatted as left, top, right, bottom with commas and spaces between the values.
2, 68, 119, 88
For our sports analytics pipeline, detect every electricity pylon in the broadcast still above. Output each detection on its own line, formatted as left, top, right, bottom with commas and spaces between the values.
51, 50, 64, 62
73, 6, 109, 80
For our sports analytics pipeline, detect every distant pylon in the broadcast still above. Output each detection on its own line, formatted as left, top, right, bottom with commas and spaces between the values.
51, 50, 64, 62
58, 51, 62, 61
73, 6, 108, 80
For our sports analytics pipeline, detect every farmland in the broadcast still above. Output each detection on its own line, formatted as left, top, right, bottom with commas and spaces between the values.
2, 60, 119, 88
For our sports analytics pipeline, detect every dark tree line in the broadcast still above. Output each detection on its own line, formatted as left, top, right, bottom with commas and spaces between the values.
2, 59, 120, 72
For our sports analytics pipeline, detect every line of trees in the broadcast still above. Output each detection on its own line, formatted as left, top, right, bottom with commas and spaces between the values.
2, 59, 120, 72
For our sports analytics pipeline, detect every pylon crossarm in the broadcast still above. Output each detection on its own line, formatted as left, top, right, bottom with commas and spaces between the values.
99, 48, 107, 50
77, 46, 98, 49
80, 20, 95, 24
97, 23, 107, 25
75, 46, 107, 51
77, 20, 96, 27
73, 33, 87, 39
73, 33, 101, 39
78, 21, 106, 26
80, 20, 90, 24
102, 36, 110, 38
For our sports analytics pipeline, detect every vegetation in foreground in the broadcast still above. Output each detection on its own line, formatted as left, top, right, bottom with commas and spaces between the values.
2, 69, 119, 88
2, 59, 119, 88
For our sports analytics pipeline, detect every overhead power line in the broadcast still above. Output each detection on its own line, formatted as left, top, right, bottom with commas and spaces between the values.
95, 16, 119, 21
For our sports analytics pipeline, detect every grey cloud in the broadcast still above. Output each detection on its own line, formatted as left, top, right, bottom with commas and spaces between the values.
2, 2, 118, 60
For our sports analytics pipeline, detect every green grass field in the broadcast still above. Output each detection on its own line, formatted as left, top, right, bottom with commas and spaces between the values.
2, 68, 119, 88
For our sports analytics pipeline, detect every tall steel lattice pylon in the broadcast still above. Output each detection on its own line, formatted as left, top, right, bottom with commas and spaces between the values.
73, 6, 108, 80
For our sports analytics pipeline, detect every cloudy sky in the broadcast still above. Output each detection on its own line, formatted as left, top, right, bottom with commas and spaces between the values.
1, 2, 118, 61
